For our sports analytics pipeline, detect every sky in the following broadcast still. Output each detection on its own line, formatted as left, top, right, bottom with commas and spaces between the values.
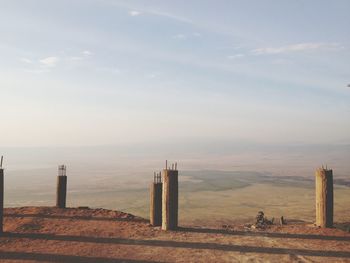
0, 0, 349, 147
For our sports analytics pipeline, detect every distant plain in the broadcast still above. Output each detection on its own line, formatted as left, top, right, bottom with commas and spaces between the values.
3, 143, 350, 226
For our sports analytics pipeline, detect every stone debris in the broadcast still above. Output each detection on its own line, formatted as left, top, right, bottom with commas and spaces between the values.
244, 223, 253, 230
222, 224, 234, 231
254, 211, 274, 229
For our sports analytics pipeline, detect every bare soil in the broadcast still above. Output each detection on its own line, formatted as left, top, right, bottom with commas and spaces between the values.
1, 207, 350, 262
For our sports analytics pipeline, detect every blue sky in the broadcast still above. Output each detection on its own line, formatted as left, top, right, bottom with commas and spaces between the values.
0, 0, 349, 147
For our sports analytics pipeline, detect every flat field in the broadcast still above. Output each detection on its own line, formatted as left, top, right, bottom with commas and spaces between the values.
5, 170, 350, 227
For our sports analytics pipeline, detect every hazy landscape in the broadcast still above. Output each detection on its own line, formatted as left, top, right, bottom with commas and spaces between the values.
2, 144, 350, 262
3, 143, 350, 226
1, 1, 350, 261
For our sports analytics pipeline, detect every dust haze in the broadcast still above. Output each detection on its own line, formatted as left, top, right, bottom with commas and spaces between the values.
3, 142, 350, 225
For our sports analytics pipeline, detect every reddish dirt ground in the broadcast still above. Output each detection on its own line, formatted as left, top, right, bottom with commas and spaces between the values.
0, 207, 350, 262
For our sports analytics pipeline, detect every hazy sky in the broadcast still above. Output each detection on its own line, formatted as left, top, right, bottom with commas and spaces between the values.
0, 0, 349, 147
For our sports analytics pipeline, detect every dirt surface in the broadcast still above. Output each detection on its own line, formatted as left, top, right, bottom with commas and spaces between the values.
0, 207, 350, 262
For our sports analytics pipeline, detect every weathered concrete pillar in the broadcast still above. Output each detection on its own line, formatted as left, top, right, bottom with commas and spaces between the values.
56, 165, 67, 208
315, 167, 333, 228
0, 167, 4, 233
162, 161, 178, 230
150, 172, 162, 226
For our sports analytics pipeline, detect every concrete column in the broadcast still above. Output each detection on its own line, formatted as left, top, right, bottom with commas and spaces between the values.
0, 168, 3, 233
56, 174, 67, 208
315, 167, 333, 228
150, 174, 162, 226
162, 166, 178, 230
56, 165, 67, 208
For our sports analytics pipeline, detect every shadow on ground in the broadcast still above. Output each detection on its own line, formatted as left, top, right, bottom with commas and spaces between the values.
179, 227, 350, 241
3, 232, 350, 259
0, 251, 159, 263
5, 213, 146, 223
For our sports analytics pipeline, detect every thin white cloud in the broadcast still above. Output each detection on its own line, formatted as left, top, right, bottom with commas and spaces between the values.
39, 56, 59, 67
105, 0, 264, 44
144, 10, 192, 23
82, 50, 93, 56
97, 67, 122, 74
24, 68, 50, 74
20, 58, 32, 64
252, 42, 342, 55
21, 51, 91, 73
172, 34, 186, 40
129, 10, 141, 16
112, 68, 121, 74
110, 2, 192, 23
227, 54, 245, 59
193, 32, 201, 37
217, 45, 245, 51
67, 56, 84, 61
66, 50, 92, 61
145, 72, 161, 79
271, 59, 292, 65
